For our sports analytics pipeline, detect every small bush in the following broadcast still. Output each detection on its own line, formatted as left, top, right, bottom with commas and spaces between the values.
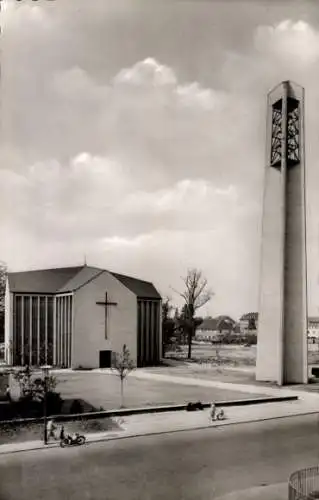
186, 401, 204, 411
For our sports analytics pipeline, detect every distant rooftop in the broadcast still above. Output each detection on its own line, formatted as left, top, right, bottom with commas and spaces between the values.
309, 317, 319, 324
197, 316, 236, 332
240, 312, 259, 321
7, 265, 161, 299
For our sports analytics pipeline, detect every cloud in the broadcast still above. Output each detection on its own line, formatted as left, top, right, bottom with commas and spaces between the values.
113, 57, 177, 87
255, 20, 319, 65
3, 2, 319, 316
52, 67, 109, 102
0, 152, 250, 243
0, 146, 260, 318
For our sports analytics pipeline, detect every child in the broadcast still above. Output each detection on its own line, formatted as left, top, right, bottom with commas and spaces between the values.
210, 402, 216, 421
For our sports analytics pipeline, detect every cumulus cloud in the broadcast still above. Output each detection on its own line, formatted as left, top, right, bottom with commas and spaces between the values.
255, 20, 319, 65
113, 57, 177, 87
0, 152, 249, 244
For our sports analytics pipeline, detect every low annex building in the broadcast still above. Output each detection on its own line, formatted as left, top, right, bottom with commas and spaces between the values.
4, 265, 162, 369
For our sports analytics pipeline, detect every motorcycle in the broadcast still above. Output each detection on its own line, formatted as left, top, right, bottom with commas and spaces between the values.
215, 409, 225, 420
60, 433, 86, 448
211, 408, 225, 421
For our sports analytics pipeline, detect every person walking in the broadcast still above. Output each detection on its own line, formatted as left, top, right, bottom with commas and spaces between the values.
47, 419, 57, 441
210, 402, 216, 421
59, 425, 65, 441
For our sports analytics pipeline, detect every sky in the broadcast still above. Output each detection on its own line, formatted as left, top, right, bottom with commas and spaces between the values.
1, 0, 319, 319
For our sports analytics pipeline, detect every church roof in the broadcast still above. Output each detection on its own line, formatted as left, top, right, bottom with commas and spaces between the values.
7, 266, 161, 299
110, 272, 161, 299
7, 267, 84, 294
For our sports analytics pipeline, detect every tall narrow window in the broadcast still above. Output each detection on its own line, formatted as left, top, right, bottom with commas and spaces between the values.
47, 297, 54, 365
137, 300, 143, 367
39, 297, 46, 365
14, 296, 22, 365
143, 301, 148, 367
23, 297, 30, 366
270, 99, 282, 168
32, 297, 38, 365
287, 98, 300, 166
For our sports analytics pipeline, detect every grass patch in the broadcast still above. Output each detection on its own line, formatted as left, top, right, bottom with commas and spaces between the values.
0, 416, 121, 445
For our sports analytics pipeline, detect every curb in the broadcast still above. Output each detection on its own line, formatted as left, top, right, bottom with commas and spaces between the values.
1, 406, 318, 456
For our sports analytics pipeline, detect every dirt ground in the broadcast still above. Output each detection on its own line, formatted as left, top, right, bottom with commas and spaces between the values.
169, 343, 319, 366
0, 416, 120, 445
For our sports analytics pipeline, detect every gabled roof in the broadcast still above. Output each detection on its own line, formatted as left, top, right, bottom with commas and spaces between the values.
214, 315, 236, 325
197, 316, 235, 332
110, 272, 161, 299
58, 266, 104, 293
197, 318, 219, 331
7, 267, 84, 294
7, 266, 161, 299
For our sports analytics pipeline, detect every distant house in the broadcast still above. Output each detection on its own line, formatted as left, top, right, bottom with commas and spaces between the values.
196, 316, 236, 342
239, 312, 258, 334
308, 317, 319, 339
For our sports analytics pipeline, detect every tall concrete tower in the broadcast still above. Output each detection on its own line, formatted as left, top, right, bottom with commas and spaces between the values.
256, 81, 308, 385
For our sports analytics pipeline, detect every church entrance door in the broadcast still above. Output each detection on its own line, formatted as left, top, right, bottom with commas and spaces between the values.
99, 350, 112, 368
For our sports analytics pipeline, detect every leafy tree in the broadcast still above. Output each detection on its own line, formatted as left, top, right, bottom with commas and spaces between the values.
174, 269, 213, 359
12, 365, 58, 402
162, 298, 177, 356
111, 344, 135, 408
11, 365, 62, 417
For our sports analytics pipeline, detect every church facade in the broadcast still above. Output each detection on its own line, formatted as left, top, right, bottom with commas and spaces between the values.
5, 266, 162, 369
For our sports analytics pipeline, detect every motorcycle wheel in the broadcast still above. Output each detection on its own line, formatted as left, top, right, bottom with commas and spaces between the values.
60, 439, 68, 448
77, 436, 86, 445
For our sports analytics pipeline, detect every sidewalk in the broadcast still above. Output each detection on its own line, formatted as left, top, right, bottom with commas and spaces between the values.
129, 368, 319, 399
1, 395, 319, 456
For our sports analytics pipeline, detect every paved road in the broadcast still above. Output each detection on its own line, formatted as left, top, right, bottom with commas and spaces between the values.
1, 415, 319, 500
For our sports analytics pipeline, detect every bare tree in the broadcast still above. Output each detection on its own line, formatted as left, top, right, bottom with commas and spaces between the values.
174, 269, 213, 359
111, 344, 135, 408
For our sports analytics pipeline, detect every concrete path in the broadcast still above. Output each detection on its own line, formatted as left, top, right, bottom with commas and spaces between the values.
129, 369, 292, 396
129, 368, 319, 402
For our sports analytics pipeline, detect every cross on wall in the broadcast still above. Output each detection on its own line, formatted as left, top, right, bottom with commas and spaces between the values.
96, 292, 117, 339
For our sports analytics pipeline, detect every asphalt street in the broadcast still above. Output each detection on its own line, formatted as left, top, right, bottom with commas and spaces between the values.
1, 414, 319, 500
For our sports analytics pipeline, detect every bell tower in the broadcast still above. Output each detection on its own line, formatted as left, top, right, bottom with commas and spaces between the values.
256, 81, 308, 385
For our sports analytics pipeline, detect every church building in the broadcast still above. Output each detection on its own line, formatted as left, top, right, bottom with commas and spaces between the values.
4, 266, 162, 369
